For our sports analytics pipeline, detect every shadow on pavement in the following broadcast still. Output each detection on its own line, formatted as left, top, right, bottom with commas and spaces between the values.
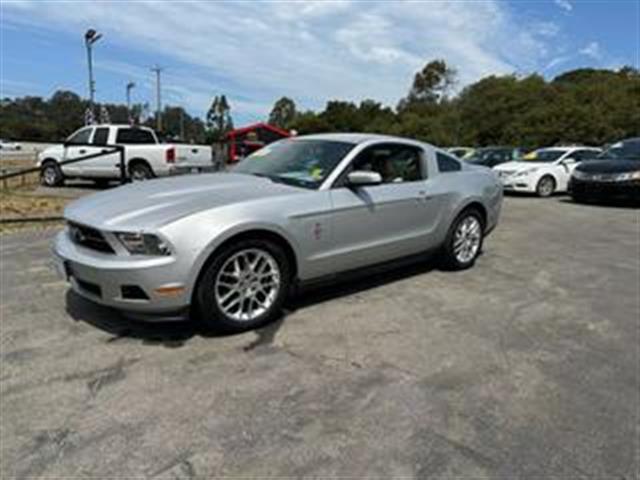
558, 197, 639, 210
65, 290, 206, 348
65, 253, 442, 346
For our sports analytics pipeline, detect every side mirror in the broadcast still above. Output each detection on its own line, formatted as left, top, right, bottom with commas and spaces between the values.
561, 157, 576, 165
347, 170, 382, 187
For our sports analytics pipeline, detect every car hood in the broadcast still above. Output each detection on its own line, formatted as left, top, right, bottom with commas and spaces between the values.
64, 173, 304, 231
494, 161, 540, 172
575, 159, 640, 174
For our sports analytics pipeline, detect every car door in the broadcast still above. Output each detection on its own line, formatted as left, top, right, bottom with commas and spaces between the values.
326, 142, 437, 272
554, 150, 585, 191
81, 126, 121, 178
62, 127, 94, 176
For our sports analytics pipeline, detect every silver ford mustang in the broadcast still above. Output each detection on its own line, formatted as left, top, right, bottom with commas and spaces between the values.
53, 134, 503, 331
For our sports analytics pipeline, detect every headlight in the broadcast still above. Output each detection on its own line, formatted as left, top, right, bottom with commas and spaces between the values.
116, 232, 172, 256
612, 171, 640, 182
514, 169, 535, 177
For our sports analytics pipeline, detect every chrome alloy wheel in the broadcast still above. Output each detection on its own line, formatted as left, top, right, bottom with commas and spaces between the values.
214, 248, 281, 322
453, 216, 482, 264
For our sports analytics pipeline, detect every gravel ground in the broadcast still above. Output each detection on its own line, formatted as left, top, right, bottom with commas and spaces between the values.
0, 196, 638, 479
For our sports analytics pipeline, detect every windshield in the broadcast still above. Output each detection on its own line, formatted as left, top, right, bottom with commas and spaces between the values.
598, 141, 640, 161
523, 149, 565, 163
232, 139, 356, 189
466, 148, 509, 164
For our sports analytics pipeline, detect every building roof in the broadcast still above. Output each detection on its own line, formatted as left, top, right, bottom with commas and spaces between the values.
225, 122, 290, 138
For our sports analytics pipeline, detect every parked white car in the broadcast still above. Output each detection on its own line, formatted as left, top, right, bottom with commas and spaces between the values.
0, 139, 22, 151
494, 146, 601, 197
37, 124, 213, 186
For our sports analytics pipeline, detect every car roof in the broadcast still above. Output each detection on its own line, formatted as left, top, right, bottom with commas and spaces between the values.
538, 146, 598, 152
294, 132, 429, 146
90, 124, 153, 129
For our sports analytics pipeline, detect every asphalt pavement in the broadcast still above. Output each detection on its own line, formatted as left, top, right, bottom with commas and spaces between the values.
1, 196, 638, 478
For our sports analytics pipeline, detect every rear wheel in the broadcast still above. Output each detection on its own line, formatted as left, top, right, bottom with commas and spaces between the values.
195, 239, 291, 333
40, 161, 64, 187
128, 161, 154, 181
536, 175, 556, 197
441, 209, 484, 270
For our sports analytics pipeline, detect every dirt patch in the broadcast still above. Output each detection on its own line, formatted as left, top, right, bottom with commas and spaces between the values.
0, 190, 68, 233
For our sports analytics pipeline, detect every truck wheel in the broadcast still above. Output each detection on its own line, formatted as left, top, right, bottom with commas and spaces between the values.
40, 161, 64, 187
128, 162, 154, 181
195, 239, 292, 333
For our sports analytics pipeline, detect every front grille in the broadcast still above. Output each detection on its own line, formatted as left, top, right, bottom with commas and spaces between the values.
68, 222, 115, 254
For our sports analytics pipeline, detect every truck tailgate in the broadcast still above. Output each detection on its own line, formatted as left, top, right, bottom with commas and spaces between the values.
174, 145, 214, 170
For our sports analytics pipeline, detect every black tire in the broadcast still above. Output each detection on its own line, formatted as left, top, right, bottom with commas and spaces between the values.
40, 161, 64, 187
128, 161, 154, 181
195, 239, 292, 333
535, 175, 556, 197
93, 179, 112, 188
570, 192, 589, 204
441, 208, 485, 271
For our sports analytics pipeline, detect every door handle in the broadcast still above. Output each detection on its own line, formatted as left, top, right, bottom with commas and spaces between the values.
417, 191, 432, 202
79, 149, 86, 154
101, 149, 110, 153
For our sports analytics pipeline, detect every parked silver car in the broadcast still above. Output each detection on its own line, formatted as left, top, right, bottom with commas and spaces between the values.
53, 134, 503, 331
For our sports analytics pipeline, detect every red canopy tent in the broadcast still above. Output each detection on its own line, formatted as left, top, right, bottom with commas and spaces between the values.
225, 122, 291, 163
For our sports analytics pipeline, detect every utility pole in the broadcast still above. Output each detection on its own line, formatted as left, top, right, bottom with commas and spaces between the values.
84, 29, 102, 117
126, 81, 135, 123
151, 65, 163, 132
180, 108, 185, 140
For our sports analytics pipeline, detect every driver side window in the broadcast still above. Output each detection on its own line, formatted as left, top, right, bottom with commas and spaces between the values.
67, 128, 93, 145
348, 143, 424, 185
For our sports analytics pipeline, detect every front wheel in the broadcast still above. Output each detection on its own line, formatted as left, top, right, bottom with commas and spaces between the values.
195, 239, 291, 333
40, 161, 64, 187
536, 175, 556, 197
441, 209, 484, 270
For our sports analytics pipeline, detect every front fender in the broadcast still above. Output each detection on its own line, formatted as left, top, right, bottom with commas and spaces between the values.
37, 147, 64, 167
182, 221, 302, 300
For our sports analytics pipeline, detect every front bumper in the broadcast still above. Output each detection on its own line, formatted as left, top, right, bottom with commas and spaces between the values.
499, 175, 536, 193
52, 230, 191, 317
569, 178, 640, 200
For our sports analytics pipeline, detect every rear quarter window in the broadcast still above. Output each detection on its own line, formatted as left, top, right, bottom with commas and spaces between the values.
437, 152, 462, 172
116, 128, 156, 144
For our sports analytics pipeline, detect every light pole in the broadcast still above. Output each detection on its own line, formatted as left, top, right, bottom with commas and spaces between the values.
84, 29, 102, 113
151, 65, 163, 132
126, 81, 135, 123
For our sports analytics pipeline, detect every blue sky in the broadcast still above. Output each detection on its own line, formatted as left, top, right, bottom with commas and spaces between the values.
1, 0, 638, 125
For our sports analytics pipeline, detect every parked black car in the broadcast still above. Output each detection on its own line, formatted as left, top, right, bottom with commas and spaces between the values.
569, 138, 640, 204
465, 147, 522, 168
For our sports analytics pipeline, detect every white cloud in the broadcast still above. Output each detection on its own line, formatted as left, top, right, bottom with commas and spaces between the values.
580, 41, 603, 60
1, 0, 567, 119
554, 0, 573, 12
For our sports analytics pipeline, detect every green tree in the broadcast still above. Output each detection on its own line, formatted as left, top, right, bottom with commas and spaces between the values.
268, 97, 296, 129
399, 59, 457, 110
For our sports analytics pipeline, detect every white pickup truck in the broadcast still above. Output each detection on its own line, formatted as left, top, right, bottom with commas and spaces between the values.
37, 124, 214, 186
